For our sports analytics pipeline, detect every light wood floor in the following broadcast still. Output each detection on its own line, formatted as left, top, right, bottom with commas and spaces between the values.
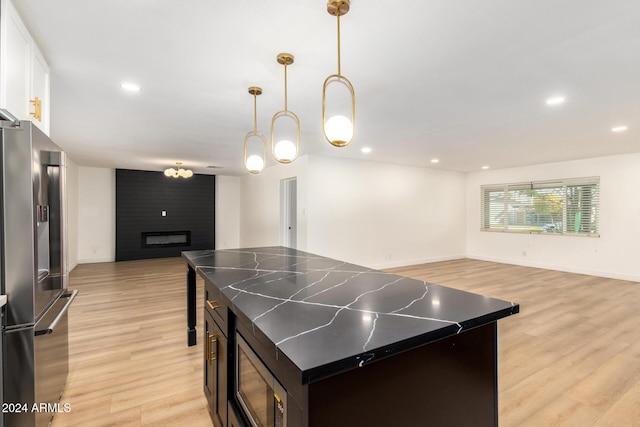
51, 257, 210, 427
51, 257, 640, 426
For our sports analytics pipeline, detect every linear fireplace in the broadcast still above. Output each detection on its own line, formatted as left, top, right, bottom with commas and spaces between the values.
141, 231, 191, 248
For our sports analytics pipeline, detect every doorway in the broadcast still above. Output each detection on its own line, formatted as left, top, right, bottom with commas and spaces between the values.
280, 177, 297, 248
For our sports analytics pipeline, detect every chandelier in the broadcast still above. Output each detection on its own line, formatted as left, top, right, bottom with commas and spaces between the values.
164, 162, 193, 178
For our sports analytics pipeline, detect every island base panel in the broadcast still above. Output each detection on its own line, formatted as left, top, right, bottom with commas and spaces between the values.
308, 322, 498, 427
187, 264, 197, 346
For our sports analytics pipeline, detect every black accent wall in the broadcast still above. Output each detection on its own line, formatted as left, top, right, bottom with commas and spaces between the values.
116, 169, 215, 261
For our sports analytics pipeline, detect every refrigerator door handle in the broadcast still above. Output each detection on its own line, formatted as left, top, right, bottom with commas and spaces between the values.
35, 289, 78, 336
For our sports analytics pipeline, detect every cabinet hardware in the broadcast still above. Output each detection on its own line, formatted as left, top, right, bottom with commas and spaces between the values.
209, 334, 218, 362
30, 97, 42, 122
206, 300, 221, 310
205, 332, 211, 364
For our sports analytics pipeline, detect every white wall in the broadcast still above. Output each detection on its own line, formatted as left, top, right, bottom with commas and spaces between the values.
466, 153, 640, 281
239, 156, 308, 249
68, 152, 640, 281
65, 157, 79, 271
306, 156, 467, 268
77, 167, 115, 263
215, 175, 241, 249
237, 155, 466, 269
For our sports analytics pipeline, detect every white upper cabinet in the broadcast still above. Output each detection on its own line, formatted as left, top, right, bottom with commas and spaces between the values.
0, 0, 31, 119
29, 41, 50, 134
1, 0, 50, 135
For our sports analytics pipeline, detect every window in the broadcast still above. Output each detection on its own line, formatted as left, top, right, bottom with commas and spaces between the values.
481, 177, 599, 236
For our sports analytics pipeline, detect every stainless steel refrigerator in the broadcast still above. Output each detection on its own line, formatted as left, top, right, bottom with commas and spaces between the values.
1, 119, 77, 427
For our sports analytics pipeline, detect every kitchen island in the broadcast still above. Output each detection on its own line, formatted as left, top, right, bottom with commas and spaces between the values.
183, 247, 519, 427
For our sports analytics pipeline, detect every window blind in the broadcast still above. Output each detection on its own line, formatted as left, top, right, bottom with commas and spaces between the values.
480, 177, 599, 236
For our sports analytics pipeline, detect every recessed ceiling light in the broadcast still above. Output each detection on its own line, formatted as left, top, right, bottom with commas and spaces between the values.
121, 82, 141, 92
430, 159, 439, 164
546, 96, 565, 106
361, 147, 372, 153
611, 126, 628, 133
481, 165, 490, 170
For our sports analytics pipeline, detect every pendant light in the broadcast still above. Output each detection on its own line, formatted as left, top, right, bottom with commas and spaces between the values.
271, 53, 300, 163
164, 162, 193, 178
243, 86, 267, 174
322, 0, 355, 147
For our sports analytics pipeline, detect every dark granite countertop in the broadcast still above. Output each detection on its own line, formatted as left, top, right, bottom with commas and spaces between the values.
183, 246, 519, 384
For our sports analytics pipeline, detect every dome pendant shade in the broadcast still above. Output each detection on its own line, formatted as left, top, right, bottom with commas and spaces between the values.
243, 86, 267, 174
271, 53, 300, 164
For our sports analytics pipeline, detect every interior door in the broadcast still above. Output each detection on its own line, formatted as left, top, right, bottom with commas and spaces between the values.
280, 177, 297, 249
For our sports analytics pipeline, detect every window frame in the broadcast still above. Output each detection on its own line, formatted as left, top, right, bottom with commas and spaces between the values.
480, 176, 600, 237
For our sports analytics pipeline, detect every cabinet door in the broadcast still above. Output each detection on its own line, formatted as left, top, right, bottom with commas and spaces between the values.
205, 310, 228, 427
30, 43, 50, 134
0, 0, 31, 118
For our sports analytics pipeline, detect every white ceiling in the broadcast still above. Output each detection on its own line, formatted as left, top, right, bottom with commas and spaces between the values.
13, 0, 640, 176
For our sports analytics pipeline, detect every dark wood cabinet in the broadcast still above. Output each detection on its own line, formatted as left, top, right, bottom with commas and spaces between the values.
204, 309, 228, 427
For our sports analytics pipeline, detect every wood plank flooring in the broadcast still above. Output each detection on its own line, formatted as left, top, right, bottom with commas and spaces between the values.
387, 260, 640, 427
50, 257, 640, 426
51, 257, 210, 427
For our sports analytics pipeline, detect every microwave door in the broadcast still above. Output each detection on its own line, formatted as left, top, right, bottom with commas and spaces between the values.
236, 334, 287, 427
238, 346, 271, 427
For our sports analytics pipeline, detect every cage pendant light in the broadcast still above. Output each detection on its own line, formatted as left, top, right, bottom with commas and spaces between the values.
271, 53, 300, 164
243, 87, 267, 174
322, 0, 355, 147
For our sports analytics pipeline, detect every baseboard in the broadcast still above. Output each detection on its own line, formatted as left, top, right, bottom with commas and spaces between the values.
467, 254, 640, 283
369, 254, 466, 270
77, 257, 116, 264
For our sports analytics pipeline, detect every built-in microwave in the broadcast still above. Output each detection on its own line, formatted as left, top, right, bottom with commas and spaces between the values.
235, 333, 287, 427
